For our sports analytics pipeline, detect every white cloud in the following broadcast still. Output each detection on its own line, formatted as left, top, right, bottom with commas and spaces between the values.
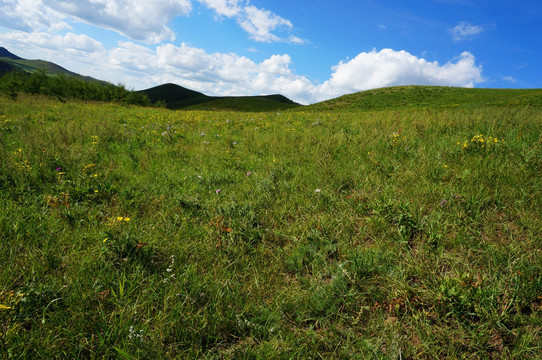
449, 21, 485, 41
0, 0, 300, 44
0, 27, 484, 104
0, 0, 69, 32
43, 0, 192, 43
502, 76, 516, 83
0, 30, 104, 54
197, 0, 242, 18
127, 47, 482, 104
198, 0, 303, 43
311, 49, 483, 102
238, 5, 293, 42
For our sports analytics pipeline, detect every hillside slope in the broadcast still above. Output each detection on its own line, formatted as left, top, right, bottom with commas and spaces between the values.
139, 83, 301, 111
306, 85, 542, 111
183, 95, 300, 111
0, 47, 23, 60
0, 47, 106, 84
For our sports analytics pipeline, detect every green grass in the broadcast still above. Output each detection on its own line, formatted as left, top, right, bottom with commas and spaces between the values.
307, 86, 542, 111
0, 92, 541, 358
183, 96, 300, 112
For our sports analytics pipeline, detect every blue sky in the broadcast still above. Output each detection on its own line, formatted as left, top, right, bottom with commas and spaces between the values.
0, 0, 540, 104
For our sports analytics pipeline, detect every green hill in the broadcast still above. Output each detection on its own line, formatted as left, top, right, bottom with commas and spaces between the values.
0, 47, 106, 84
139, 83, 300, 111
0, 47, 23, 60
138, 83, 211, 108
306, 85, 542, 111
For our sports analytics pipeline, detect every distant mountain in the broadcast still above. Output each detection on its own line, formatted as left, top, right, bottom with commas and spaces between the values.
0, 47, 23, 60
0, 47, 106, 84
139, 83, 301, 111
139, 83, 210, 108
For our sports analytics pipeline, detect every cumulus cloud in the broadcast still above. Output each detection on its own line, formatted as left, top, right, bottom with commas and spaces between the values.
43, 0, 192, 43
312, 49, 483, 101
237, 5, 294, 42
0, 0, 300, 44
449, 21, 485, 41
0, 30, 103, 55
0, 0, 69, 32
151, 43, 312, 99
198, 0, 303, 43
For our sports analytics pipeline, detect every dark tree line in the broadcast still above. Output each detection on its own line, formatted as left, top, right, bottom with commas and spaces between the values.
0, 69, 155, 106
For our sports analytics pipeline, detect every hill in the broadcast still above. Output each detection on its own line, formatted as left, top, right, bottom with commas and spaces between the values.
139, 83, 300, 111
0, 48, 151, 105
138, 83, 211, 108
0, 47, 23, 60
183, 95, 300, 111
306, 85, 542, 111
0, 47, 107, 84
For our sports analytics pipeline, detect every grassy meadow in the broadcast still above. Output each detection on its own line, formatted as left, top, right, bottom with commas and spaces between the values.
0, 91, 541, 358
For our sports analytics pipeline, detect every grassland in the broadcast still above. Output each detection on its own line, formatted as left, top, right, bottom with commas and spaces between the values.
0, 90, 541, 359
306, 86, 542, 112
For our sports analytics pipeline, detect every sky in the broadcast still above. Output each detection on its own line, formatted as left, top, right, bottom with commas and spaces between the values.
0, 0, 541, 104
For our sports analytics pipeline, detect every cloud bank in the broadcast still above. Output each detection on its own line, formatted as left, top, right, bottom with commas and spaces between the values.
0, 29, 483, 104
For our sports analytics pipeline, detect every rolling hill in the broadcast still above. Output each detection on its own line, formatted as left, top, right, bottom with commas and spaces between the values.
139, 83, 300, 111
305, 85, 542, 111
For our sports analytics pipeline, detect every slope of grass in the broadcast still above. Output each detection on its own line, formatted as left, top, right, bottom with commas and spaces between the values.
0, 57, 104, 83
183, 96, 300, 111
0, 94, 540, 358
307, 86, 542, 111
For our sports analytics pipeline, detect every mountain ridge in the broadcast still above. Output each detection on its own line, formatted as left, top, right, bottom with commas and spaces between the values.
0, 47, 23, 60
0, 47, 107, 84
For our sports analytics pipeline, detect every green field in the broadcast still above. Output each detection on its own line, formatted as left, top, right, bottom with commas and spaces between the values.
0, 89, 541, 358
